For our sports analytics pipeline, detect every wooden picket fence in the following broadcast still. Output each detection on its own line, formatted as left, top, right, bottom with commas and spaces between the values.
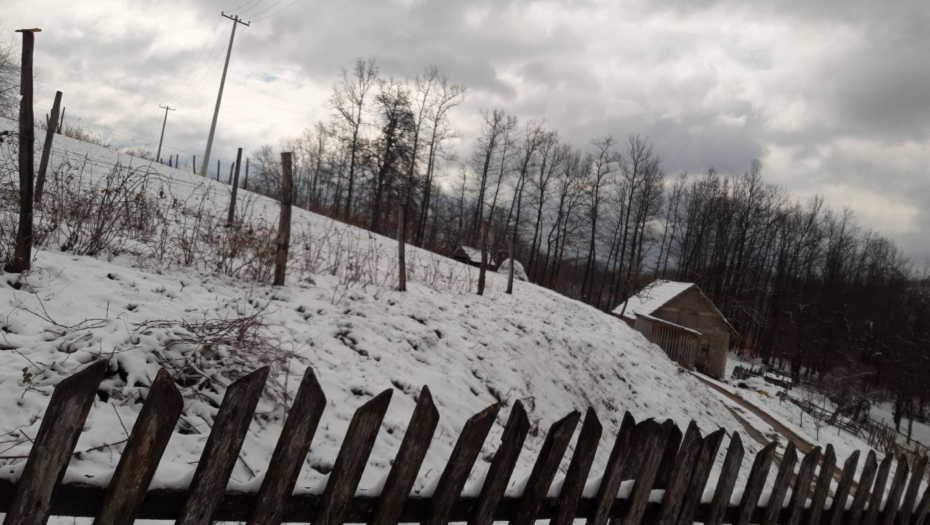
2, 362, 930, 525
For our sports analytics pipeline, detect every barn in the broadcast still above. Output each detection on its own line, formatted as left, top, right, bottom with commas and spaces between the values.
612, 280, 734, 379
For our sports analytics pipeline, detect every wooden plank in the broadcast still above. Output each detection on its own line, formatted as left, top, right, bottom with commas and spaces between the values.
371, 386, 440, 525
586, 412, 637, 525
828, 450, 861, 525
511, 411, 580, 525
850, 450, 880, 525
864, 454, 895, 525
705, 432, 745, 525
881, 456, 910, 525
762, 442, 799, 525
316, 389, 393, 525
786, 446, 822, 525
177, 367, 270, 525
423, 403, 501, 525
618, 420, 675, 525
655, 421, 702, 525
2, 360, 107, 525
736, 442, 777, 525
466, 401, 529, 525
914, 481, 930, 525
93, 368, 182, 525
247, 368, 327, 525
551, 407, 603, 525
675, 428, 725, 525
653, 422, 686, 490
807, 445, 837, 525
897, 457, 927, 525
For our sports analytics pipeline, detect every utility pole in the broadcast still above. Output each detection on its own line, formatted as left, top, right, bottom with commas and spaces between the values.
155, 104, 175, 163
200, 12, 249, 177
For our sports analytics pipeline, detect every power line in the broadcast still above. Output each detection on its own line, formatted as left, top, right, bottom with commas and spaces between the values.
163, 15, 224, 107
247, 0, 288, 20
252, 0, 301, 22
237, 0, 267, 17
172, 24, 232, 108
228, 0, 260, 13
176, 28, 233, 109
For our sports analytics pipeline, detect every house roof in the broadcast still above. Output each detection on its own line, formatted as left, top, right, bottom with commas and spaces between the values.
613, 280, 737, 334
453, 246, 495, 267
635, 312, 702, 337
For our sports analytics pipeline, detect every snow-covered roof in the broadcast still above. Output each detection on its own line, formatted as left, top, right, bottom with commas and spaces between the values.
613, 280, 695, 321
453, 245, 495, 267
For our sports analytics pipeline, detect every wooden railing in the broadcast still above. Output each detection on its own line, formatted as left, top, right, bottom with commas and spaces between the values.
2, 361, 930, 525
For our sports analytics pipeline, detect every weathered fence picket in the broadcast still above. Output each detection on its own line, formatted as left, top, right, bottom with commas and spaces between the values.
2, 362, 930, 525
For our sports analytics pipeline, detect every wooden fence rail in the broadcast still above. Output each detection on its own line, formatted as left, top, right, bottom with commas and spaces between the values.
2, 361, 930, 525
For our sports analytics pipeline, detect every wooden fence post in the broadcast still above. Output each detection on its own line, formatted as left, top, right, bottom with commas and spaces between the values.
273, 152, 293, 286
5, 28, 39, 274
35, 90, 61, 207
477, 220, 488, 296
57, 106, 64, 133
244, 158, 249, 190
216, 159, 220, 181
193, 155, 196, 174
227, 147, 242, 226
398, 202, 407, 292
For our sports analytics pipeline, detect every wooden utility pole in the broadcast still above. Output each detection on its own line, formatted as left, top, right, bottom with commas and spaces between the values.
155, 104, 175, 163
5, 28, 40, 274
227, 148, 242, 225
273, 152, 293, 286
478, 220, 489, 296
200, 13, 249, 177
398, 203, 407, 292
35, 90, 61, 207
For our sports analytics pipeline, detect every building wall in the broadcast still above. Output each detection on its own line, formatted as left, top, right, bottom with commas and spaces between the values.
652, 288, 730, 379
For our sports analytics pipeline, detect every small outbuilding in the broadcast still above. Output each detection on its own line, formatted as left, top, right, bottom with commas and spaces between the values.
612, 280, 735, 379
453, 246, 495, 269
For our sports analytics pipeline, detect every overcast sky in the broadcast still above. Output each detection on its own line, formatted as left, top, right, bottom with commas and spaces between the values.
4, 0, 929, 260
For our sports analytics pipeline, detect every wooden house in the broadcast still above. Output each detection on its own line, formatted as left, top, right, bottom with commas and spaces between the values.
612, 280, 734, 379
452, 246, 495, 269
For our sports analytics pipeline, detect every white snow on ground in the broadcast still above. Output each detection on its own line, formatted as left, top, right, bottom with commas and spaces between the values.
0, 118, 765, 501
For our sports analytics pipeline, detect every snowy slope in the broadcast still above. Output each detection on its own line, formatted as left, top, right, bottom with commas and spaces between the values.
0, 118, 763, 499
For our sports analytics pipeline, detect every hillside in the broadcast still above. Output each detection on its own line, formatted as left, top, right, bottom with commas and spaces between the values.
0, 118, 762, 498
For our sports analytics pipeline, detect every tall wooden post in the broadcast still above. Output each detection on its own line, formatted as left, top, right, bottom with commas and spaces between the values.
273, 152, 293, 286
193, 155, 196, 174
35, 90, 61, 207
398, 202, 407, 292
505, 221, 515, 295
478, 220, 489, 296
228, 161, 234, 184
57, 106, 64, 134
243, 158, 249, 190
5, 29, 40, 274
216, 159, 220, 181
227, 148, 242, 226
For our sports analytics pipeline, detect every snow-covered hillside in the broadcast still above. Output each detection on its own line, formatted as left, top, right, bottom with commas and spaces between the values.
0, 118, 761, 499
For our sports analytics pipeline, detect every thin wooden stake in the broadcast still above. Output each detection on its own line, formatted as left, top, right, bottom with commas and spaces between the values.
829, 451, 861, 525
736, 442, 777, 525
762, 442, 799, 525
177, 367, 270, 525
807, 445, 837, 525
914, 479, 930, 525
787, 447, 822, 525
6, 28, 38, 274
849, 451, 880, 525
35, 90, 62, 207
478, 220, 489, 296
2, 360, 107, 525
705, 432, 745, 525
423, 403, 501, 525
247, 368, 327, 525
512, 411, 581, 525
551, 407, 603, 525
864, 455, 896, 525
618, 420, 674, 525
654, 422, 687, 490
881, 456, 910, 525
228, 147, 243, 226
897, 456, 928, 525
398, 202, 407, 292
372, 386, 441, 525
587, 412, 637, 525
468, 401, 530, 525
316, 390, 393, 525
273, 152, 293, 286
675, 429, 725, 525
655, 422, 702, 525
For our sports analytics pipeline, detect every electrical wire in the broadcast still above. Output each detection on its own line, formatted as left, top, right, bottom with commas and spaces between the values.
174, 24, 232, 109
246, 0, 288, 20
164, 15, 224, 107
251, 0, 301, 22
175, 28, 233, 109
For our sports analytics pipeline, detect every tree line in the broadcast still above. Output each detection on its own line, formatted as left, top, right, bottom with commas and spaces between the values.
206, 59, 930, 434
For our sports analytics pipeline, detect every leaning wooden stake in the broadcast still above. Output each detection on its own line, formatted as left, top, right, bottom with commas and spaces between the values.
273, 152, 293, 286
5, 28, 39, 274
477, 220, 489, 296
35, 90, 62, 207
468, 401, 529, 525
397, 202, 407, 292
2, 360, 106, 525
227, 147, 242, 226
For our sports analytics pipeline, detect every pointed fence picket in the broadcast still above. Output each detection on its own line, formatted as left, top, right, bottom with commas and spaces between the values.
1, 362, 929, 525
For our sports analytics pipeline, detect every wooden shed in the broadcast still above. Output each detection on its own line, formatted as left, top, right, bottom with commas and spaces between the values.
452, 246, 495, 269
612, 280, 735, 379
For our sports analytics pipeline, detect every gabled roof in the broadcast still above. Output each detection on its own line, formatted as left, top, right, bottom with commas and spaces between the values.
453, 246, 496, 267
613, 280, 737, 334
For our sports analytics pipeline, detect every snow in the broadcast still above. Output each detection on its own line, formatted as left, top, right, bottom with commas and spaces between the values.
611, 280, 693, 321
496, 258, 528, 282
0, 118, 764, 506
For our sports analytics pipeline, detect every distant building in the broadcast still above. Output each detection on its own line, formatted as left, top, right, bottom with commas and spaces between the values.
612, 280, 734, 379
453, 246, 495, 269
